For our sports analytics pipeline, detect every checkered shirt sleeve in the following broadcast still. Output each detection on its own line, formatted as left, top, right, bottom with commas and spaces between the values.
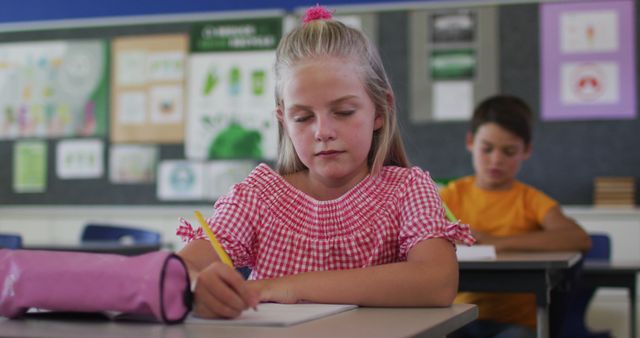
397, 168, 475, 259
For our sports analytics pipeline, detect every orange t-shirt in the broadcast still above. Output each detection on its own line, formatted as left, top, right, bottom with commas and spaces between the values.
440, 176, 557, 329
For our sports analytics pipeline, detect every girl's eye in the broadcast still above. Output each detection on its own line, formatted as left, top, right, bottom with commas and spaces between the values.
336, 110, 355, 116
481, 147, 492, 154
293, 115, 311, 123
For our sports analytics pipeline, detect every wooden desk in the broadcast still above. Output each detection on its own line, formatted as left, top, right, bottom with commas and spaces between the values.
23, 242, 162, 256
458, 251, 582, 338
0, 304, 477, 338
583, 259, 640, 338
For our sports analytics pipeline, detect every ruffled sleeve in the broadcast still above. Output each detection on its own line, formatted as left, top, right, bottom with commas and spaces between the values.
397, 168, 475, 259
176, 217, 205, 243
441, 219, 476, 246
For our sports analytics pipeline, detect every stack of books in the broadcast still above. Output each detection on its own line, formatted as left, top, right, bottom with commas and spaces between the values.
593, 177, 636, 207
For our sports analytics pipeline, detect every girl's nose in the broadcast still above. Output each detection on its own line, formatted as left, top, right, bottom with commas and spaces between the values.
314, 116, 337, 142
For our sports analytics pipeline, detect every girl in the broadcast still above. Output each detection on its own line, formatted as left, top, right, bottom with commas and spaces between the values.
177, 5, 474, 319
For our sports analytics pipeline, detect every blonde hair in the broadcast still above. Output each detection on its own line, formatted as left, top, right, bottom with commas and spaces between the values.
274, 19, 409, 176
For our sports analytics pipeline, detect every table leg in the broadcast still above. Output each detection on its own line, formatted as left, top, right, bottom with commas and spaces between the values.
536, 305, 549, 338
630, 280, 637, 338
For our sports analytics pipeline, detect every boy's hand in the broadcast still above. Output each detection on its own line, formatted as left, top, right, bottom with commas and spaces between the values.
470, 229, 492, 244
192, 262, 259, 319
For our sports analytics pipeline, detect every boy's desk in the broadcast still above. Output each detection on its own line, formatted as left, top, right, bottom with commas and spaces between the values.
23, 242, 162, 256
0, 304, 478, 338
583, 259, 640, 338
458, 251, 582, 338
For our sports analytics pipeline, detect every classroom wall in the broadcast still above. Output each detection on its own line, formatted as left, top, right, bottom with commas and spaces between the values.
3, 1, 637, 205
0, 2, 638, 336
392, 3, 640, 205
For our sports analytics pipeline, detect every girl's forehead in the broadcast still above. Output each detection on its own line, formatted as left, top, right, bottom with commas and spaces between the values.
288, 55, 358, 72
281, 57, 366, 90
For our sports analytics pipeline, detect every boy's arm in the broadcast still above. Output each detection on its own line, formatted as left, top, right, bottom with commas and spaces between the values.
251, 238, 459, 307
474, 205, 592, 252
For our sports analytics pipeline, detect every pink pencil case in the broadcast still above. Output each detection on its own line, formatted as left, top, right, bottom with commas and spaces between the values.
0, 249, 191, 323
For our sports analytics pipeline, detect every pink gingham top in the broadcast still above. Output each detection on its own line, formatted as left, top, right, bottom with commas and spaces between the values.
177, 163, 474, 280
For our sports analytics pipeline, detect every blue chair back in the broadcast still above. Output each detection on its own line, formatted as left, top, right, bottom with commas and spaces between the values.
584, 234, 610, 261
557, 233, 611, 338
81, 224, 161, 245
0, 233, 23, 249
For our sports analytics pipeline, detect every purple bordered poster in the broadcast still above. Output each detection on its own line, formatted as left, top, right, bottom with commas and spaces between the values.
540, 0, 636, 121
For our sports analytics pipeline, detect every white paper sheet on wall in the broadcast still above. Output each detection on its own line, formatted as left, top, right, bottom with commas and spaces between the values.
432, 80, 473, 121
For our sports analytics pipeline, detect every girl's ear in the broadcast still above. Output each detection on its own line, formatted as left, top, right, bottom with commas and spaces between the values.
374, 91, 394, 130
465, 132, 475, 152
374, 114, 383, 130
276, 103, 285, 122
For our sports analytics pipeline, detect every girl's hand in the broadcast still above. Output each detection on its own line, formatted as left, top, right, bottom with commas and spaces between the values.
192, 262, 259, 319
248, 277, 300, 304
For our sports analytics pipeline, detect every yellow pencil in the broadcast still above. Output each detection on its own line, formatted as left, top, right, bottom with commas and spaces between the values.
443, 202, 457, 223
194, 210, 233, 268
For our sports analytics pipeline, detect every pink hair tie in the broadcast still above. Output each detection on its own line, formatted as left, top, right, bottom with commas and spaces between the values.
302, 4, 334, 23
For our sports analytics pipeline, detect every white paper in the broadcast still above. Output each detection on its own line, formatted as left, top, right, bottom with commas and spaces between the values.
204, 160, 255, 199
56, 139, 103, 179
432, 81, 473, 121
109, 145, 158, 184
456, 245, 497, 261
0, 40, 105, 139
561, 10, 618, 54
157, 160, 205, 200
186, 303, 357, 327
149, 84, 183, 124
117, 50, 147, 85
147, 51, 185, 81
561, 61, 619, 105
117, 91, 147, 124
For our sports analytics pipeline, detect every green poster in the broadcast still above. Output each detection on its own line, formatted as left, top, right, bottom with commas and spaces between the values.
191, 17, 282, 52
13, 141, 47, 193
186, 17, 282, 161
430, 49, 476, 79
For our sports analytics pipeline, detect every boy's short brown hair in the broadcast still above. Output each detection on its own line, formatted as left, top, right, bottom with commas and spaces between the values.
471, 95, 533, 145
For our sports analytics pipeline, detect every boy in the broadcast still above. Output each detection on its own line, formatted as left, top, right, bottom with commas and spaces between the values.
441, 95, 591, 338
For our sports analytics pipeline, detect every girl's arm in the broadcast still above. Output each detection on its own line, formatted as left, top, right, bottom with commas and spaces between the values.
177, 239, 258, 318
253, 238, 458, 307
473, 206, 592, 252
177, 239, 221, 279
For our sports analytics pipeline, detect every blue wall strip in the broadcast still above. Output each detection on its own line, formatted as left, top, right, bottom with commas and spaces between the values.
1, 0, 454, 23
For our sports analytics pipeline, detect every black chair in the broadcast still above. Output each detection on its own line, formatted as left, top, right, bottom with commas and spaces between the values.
0, 233, 23, 249
557, 233, 611, 338
81, 224, 161, 245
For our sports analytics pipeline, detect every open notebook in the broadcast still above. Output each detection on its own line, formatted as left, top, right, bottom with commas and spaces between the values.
456, 244, 497, 261
186, 303, 358, 327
